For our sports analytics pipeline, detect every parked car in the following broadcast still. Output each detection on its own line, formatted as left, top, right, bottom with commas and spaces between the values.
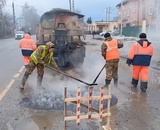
92, 30, 102, 35
15, 31, 25, 40
100, 30, 120, 37
111, 30, 120, 36
99, 30, 111, 36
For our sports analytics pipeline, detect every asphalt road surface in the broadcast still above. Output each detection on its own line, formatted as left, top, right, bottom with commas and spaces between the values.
0, 35, 160, 130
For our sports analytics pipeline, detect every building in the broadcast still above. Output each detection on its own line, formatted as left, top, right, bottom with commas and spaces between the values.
117, 0, 159, 37
87, 20, 118, 33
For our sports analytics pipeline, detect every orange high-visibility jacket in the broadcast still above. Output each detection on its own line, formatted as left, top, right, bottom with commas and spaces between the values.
104, 39, 119, 60
19, 34, 37, 56
127, 40, 154, 66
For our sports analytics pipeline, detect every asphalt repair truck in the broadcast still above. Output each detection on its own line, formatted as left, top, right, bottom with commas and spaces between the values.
36, 8, 86, 67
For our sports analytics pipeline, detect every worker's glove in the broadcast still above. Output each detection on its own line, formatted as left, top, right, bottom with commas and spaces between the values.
102, 54, 106, 60
44, 64, 47, 67
127, 63, 131, 67
41, 61, 47, 67
126, 59, 132, 67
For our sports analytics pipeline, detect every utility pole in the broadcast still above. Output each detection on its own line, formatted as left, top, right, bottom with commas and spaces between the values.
108, 7, 110, 31
106, 7, 111, 31
155, 0, 160, 32
120, 0, 123, 37
106, 7, 109, 31
106, 7, 108, 30
12, 1, 16, 31
142, 0, 146, 33
72, 0, 74, 12
69, 0, 71, 11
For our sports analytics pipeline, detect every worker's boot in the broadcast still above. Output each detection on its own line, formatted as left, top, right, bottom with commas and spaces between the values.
104, 79, 111, 88
37, 75, 43, 87
19, 75, 28, 90
113, 78, 118, 87
140, 81, 148, 92
131, 78, 138, 87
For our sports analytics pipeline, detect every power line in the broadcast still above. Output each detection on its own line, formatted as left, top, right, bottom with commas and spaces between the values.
90, 6, 118, 21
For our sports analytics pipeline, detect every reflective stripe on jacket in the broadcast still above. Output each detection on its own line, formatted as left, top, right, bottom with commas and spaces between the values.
127, 40, 154, 66
30, 46, 53, 65
104, 39, 119, 60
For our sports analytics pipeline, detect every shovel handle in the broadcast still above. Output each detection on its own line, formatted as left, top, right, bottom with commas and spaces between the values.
92, 64, 106, 84
46, 66, 98, 86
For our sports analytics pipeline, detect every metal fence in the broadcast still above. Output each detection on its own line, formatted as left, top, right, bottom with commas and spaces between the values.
122, 26, 142, 37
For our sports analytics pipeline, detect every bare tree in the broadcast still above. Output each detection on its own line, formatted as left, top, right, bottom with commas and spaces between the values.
21, 3, 40, 34
3, 12, 13, 35
0, 0, 6, 7
0, 0, 6, 37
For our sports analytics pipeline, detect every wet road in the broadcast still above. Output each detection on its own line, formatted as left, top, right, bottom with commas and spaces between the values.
0, 38, 23, 92
88, 35, 160, 130
0, 35, 160, 130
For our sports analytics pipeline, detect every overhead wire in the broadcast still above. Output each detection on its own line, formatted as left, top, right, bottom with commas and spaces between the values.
91, 7, 118, 22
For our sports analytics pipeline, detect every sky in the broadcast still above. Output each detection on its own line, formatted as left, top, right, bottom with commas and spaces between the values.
5, 0, 121, 22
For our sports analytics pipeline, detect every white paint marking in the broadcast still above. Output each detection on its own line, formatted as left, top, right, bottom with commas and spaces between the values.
13, 73, 20, 78
0, 79, 15, 101
0, 66, 25, 101
19, 66, 25, 73
13, 66, 24, 78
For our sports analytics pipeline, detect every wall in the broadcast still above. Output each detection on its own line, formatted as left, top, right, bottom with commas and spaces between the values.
117, 0, 155, 27
86, 21, 118, 33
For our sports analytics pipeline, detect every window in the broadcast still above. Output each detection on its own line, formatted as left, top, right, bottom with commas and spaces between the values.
99, 27, 103, 31
126, 23, 130, 27
123, 10, 126, 18
133, 8, 136, 13
118, 13, 121, 19
148, 7, 153, 15
127, 9, 130, 17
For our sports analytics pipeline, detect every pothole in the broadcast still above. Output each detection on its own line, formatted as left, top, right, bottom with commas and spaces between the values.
20, 89, 118, 112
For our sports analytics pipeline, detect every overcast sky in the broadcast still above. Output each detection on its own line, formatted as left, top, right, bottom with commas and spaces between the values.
6, 0, 121, 22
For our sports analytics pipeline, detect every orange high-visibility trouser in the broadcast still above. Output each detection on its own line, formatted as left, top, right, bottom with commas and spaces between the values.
23, 56, 30, 65
132, 65, 148, 82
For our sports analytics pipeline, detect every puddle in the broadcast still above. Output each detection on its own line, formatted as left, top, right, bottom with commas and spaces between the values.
8, 113, 103, 130
12, 115, 54, 130
15, 120, 39, 130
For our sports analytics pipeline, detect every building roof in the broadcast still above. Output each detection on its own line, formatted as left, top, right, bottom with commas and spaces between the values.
95, 20, 117, 22
116, 0, 135, 7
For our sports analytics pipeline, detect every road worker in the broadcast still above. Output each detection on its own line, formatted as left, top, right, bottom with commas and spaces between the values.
19, 41, 60, 90
19, 32, 37, 68
126, 33, 154, 92
101, 32, 123, 87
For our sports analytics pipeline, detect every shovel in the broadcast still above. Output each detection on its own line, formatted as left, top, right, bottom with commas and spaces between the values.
92, 63, 106, 84
46, 66, 98, 86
